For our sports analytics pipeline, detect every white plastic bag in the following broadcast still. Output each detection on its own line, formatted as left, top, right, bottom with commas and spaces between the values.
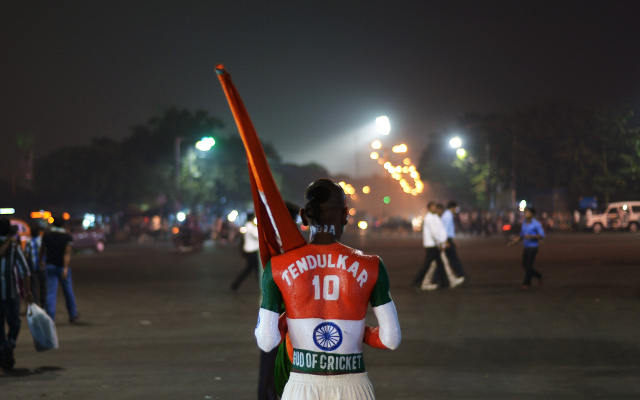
27, 303, 59, 352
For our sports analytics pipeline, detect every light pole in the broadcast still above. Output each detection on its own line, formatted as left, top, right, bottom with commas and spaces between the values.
175, 137, 184, 211
375, 116, 391, 216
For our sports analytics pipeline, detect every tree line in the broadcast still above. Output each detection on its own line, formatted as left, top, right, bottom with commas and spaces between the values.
417, 101, 640, 209
33, 108, 327, 215
33, 101, 640, 217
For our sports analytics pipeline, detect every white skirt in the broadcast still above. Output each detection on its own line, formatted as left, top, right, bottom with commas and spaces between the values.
282, 372, 375, 400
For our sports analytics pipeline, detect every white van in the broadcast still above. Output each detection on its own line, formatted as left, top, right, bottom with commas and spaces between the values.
586, 201, 640, 233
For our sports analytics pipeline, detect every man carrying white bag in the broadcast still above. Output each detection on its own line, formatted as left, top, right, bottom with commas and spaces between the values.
27, 303, 59, 352
0, 219, 36, 371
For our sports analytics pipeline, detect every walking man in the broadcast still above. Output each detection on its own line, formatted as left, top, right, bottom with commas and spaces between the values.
441, 201, 466, 282
508, 207, 545, 290
231, 212, 260, 292
0, 218, 33, 371
413, 201, 450, 290
40, 217, 80, 323
255, 179, 401, 399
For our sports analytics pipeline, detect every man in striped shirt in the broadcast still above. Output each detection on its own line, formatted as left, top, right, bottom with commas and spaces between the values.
0, 218, 33, 371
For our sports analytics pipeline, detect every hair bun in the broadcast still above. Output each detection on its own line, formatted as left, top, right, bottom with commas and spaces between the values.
306, 185, 331, 203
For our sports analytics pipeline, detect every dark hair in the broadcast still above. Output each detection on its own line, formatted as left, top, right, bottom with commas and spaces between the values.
246, 211, 255, 221
447, 201, 458, 209
52, 217, 65, 228
427, 201, 436, 208
284, 201, 300, 221
0, 218, 11, 236
525, 206, 536, 215
303, 179, 345, 224
30, 224, 42, 237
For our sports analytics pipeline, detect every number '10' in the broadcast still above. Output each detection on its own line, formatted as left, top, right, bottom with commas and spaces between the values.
312, 275, 339, 300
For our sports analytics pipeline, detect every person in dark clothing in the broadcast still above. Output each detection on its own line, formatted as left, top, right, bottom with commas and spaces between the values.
0, 218, 33, 371
25, 225, 47, 308
40, 217, 79, 323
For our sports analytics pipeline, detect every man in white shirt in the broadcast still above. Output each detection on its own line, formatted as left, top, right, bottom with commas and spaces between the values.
231, 212, 260, 292
412, 201, 450, 290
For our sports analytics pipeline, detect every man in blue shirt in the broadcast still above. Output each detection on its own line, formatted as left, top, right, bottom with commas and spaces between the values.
508, 207, 545, 290
441, 201, 466, 281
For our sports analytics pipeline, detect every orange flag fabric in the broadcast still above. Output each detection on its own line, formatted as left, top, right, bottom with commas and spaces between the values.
216, 64, 306, 267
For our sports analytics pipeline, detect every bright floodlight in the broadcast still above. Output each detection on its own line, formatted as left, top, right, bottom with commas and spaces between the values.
456, 148, 467, 158
227, 210, 239, 222
519, 200, 527, 212
196, 137, 216, 151
376, 116, 390, 135
392, 144, 407, 153
449, 137, 462, 149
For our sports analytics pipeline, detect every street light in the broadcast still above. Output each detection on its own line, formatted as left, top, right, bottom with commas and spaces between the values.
376, 116, 390, 135
196, 137, 216, 151
175, 136, 216, 210
449, 136, 462, 149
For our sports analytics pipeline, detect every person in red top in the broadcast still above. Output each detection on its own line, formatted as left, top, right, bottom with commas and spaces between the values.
255, 179, 401, 399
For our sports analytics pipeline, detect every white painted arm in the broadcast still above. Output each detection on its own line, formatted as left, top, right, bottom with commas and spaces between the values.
254, 308, 281, 352
372, 301, 401, 350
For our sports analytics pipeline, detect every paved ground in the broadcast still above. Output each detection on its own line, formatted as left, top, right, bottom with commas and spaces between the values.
1, 231, 639, 399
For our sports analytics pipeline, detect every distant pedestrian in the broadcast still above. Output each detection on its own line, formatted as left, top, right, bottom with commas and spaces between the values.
412, 201, 449, 290
441, 201, 467, 281
25, 224, 47, 308
508, 207, 545, 290
40, 217, 80, 323
0, 218, 33, 371
231, 212, 260, 292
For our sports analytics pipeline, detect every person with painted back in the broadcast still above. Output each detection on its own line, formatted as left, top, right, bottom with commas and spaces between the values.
255, 179, 401, 399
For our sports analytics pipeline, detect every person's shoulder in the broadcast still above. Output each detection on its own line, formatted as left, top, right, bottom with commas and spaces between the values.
270, 243, 312, 263
336, 243, 380, 262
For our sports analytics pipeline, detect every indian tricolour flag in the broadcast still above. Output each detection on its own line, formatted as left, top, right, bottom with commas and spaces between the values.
215, 64, 306, 267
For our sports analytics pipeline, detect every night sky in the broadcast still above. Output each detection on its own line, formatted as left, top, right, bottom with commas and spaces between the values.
2, 1, 639, 178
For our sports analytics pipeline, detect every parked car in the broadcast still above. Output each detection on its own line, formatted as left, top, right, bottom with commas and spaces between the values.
585, 201, 640, 234
69, 220, 107, 252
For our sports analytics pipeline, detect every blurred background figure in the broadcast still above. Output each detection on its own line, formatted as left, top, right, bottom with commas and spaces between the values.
508, 207, 545, 290
441, 201, 467, 282
0, 218, 33, 371
40, 217, 80, 323
231, 212, 259, 293
25, 224, 47, 308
